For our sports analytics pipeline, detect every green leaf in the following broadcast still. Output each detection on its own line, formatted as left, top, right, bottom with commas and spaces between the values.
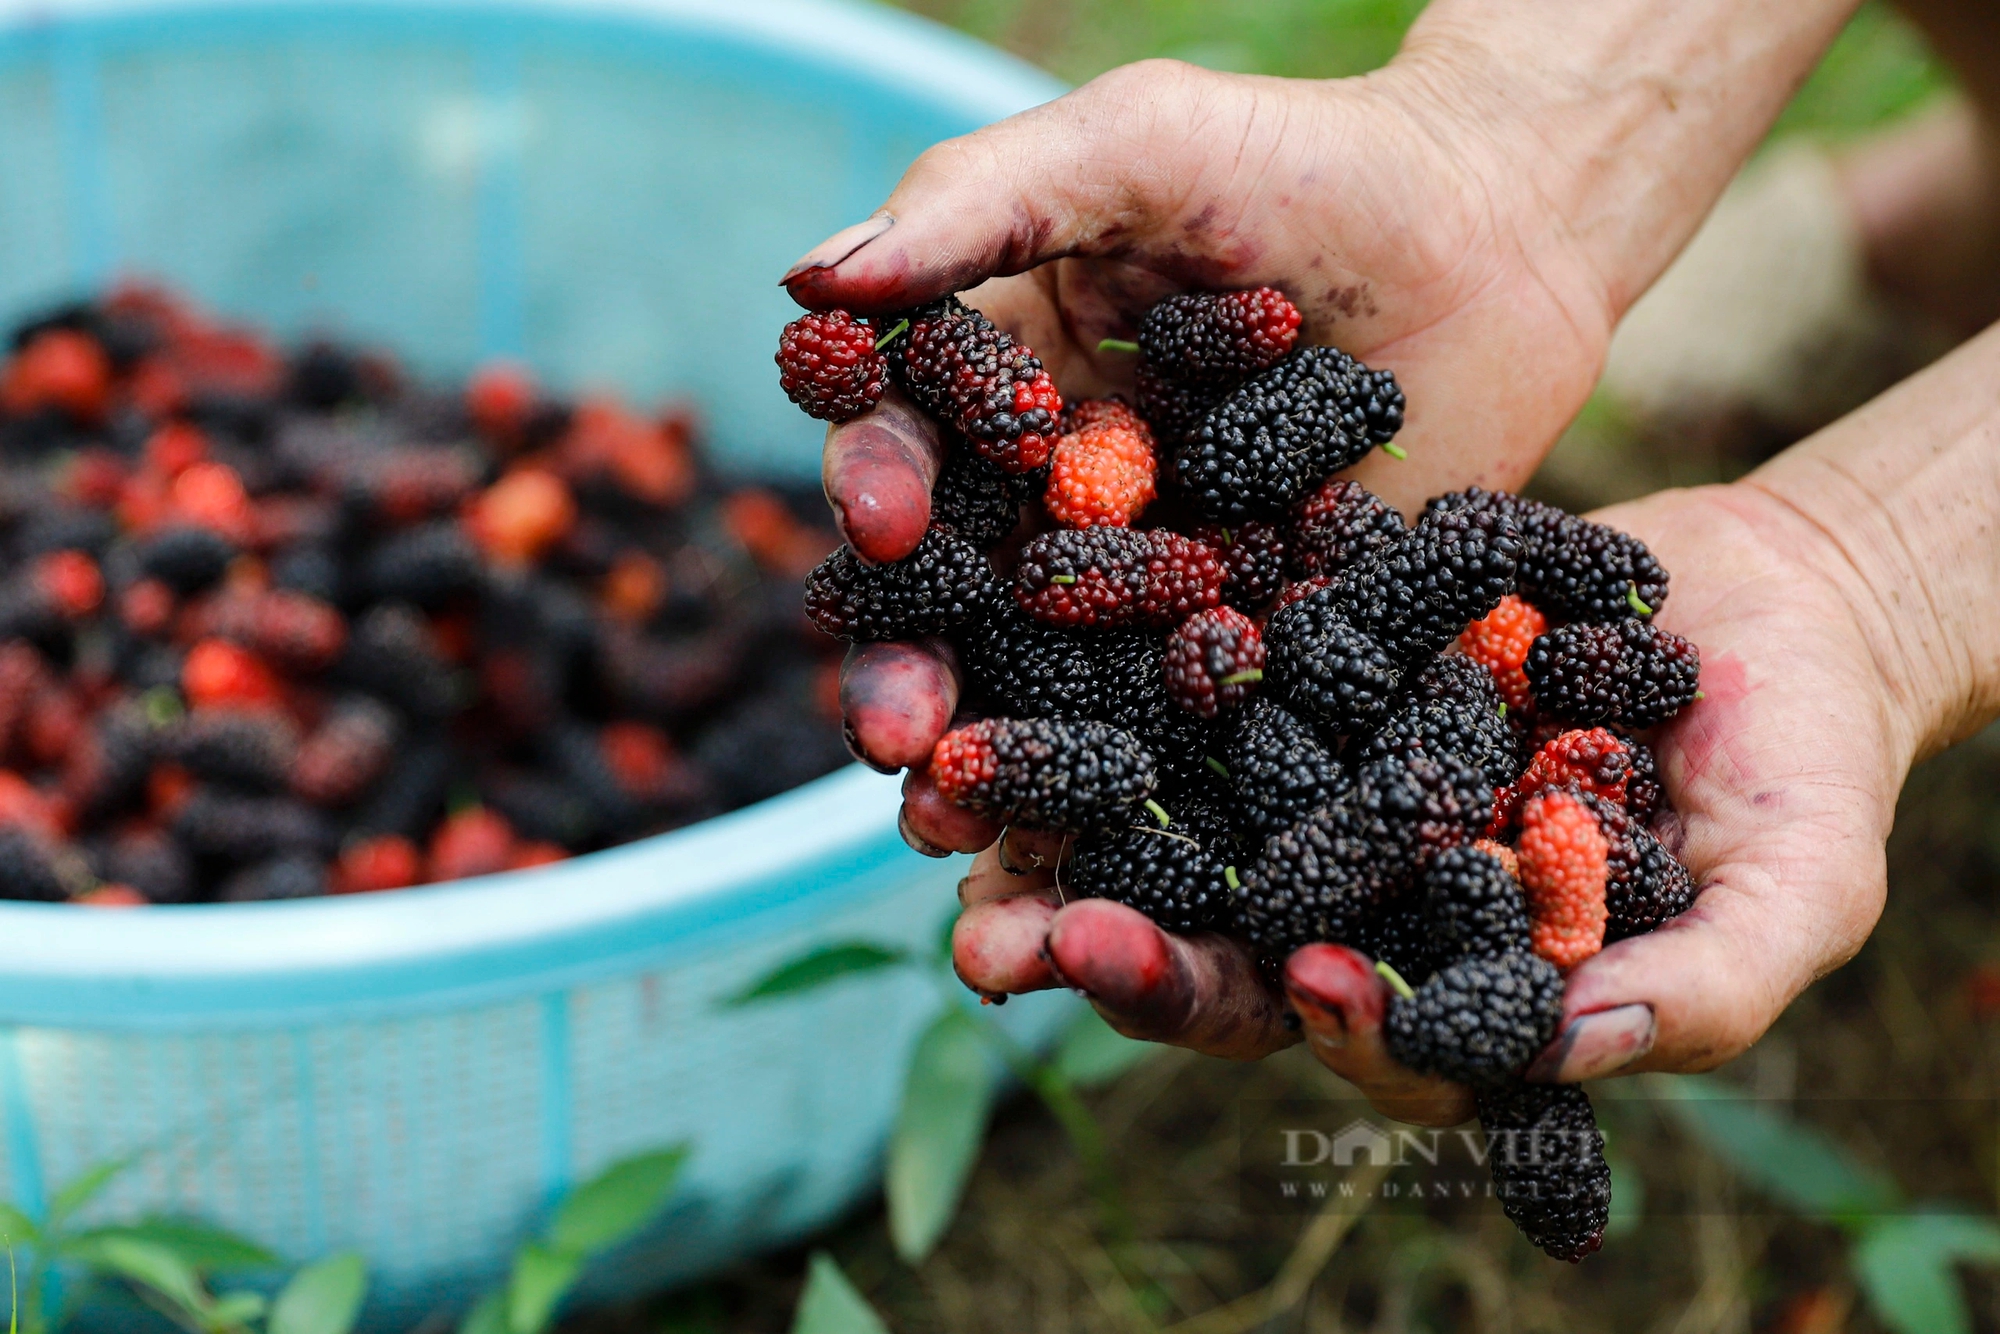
458, 1290, 508, 1334
72, 1235, 209, 1316
269, 1253, 368, 1334
545, 1147, 688, 1257
208, 1290, 268, 1326
886, 1009, 998, 1264
1052, 1009, 1152, 1088
0, 1204, 36, 1246
723, 943, 909, 1007
65, 1219, 281, 1273
1660, 1077, 1900, 1219
46, 1159, 131, 1231
1854, 1214, 2000, 1334
790, 1253, 889, 1334
505, 1242, 584, 1334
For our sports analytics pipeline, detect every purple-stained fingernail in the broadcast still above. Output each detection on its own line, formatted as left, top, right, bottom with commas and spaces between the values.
1525, 1003, 1656, 1083
996, 828, 1045, 876
780, 214, 895, 285
898, 808, 949, 859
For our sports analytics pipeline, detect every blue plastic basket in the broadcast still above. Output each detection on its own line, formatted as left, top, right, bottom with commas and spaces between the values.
0, 0, 1067, 1323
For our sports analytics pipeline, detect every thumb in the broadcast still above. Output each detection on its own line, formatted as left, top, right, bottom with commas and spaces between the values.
781, 61, 1228, 315
1545, 818, 1886, 1081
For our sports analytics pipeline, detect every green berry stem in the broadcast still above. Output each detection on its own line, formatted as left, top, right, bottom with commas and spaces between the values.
1224, 865, 1241, 891
1219, 668, 1264, 687
1625, 582, 1654, 616
1096, 338, 1141, 354
1205, 756, 1230, 778
1049, 574, 1078, 585
1144, 798, 1172, 828
871, 318, 910, 350
1374, 959, 1417, 1001
1379, 441, 1408, 460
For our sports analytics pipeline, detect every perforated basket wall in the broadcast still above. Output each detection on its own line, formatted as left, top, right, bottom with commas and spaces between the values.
0, 1, 1068, 1324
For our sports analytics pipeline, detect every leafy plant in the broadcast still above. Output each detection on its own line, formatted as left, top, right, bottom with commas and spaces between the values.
789, 1252, 890, 1334
458, 1146, 690, 1334
727, 916, 1153, 1265
1656, 1074, 2000, 1334
0, 1155, 365, 1334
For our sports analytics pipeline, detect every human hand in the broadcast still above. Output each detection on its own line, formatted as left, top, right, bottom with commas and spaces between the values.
819, 51, 1619, 805
954, 313, 2000, 1120
800, 0, 1899, 1120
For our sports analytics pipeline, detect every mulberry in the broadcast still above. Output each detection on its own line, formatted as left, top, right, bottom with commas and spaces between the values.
1458, 593, 1548, 716
929, 717, 1155, 832
1476, 1082, 1611, 1262
775, 310, 889, 422
955, 603, 1103, 720
1191, 520, 1288, 610
1263, 586, 1401, 733
1173, 347, 1399, 520
360, 521, 485, 608
1431, 489, 1667, 623
1013, 526, 1150, 628
1068, 800, 1234, 934
1137, 288, 1302, 383
894, 300, 1061, 472
1336, 503, 1521, 666
930, 443, 1037, 550
1526, 621, 1701, 729
1516, 788, 1610, 969
1358, 671, 1519, 793
1422, 843, 1533, 961
1133, 362, 1225, 447
1288, 479, 1406, 579
1489, 728, 1631, 836
804, 529, 998, 641
1141, 532, 1226, 624
1045, 419, 1156, 528
1216, 698, 1350, 842
1163, 607, 1265, 718
1385, 951, 1564, 1085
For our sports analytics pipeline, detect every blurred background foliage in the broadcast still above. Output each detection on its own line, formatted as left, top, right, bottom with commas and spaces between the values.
893, 0, 1948, 142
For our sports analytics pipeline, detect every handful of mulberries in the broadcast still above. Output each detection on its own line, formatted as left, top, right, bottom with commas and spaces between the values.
780, 286, 1705, 1263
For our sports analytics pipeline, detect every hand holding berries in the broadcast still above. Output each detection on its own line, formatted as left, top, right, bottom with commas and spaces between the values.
781, 281, 1711, 1263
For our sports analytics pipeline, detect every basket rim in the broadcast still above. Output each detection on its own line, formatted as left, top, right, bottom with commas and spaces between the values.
0, 0, 1068, 130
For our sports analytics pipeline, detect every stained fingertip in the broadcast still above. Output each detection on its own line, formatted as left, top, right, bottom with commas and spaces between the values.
1046, 898, 1185, 1019
953, 893, 1062, 995
1282, 944, 1389, 1043
780, 213, 896, 292
1524, 1003, 1657, 1084
900, 767, 1003, 854
898, 807, 949, 858
998, 826, 1070, 876
841, 640, 961, 772
960, 844, 1055, 905
821, 390, 944, 564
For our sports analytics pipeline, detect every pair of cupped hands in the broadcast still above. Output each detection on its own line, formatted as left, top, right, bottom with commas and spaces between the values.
785, 59, 1924, 1126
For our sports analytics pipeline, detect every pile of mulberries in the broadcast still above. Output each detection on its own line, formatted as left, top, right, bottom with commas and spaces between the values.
0, 284, 851, 903
783, 284, 1709, 1263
